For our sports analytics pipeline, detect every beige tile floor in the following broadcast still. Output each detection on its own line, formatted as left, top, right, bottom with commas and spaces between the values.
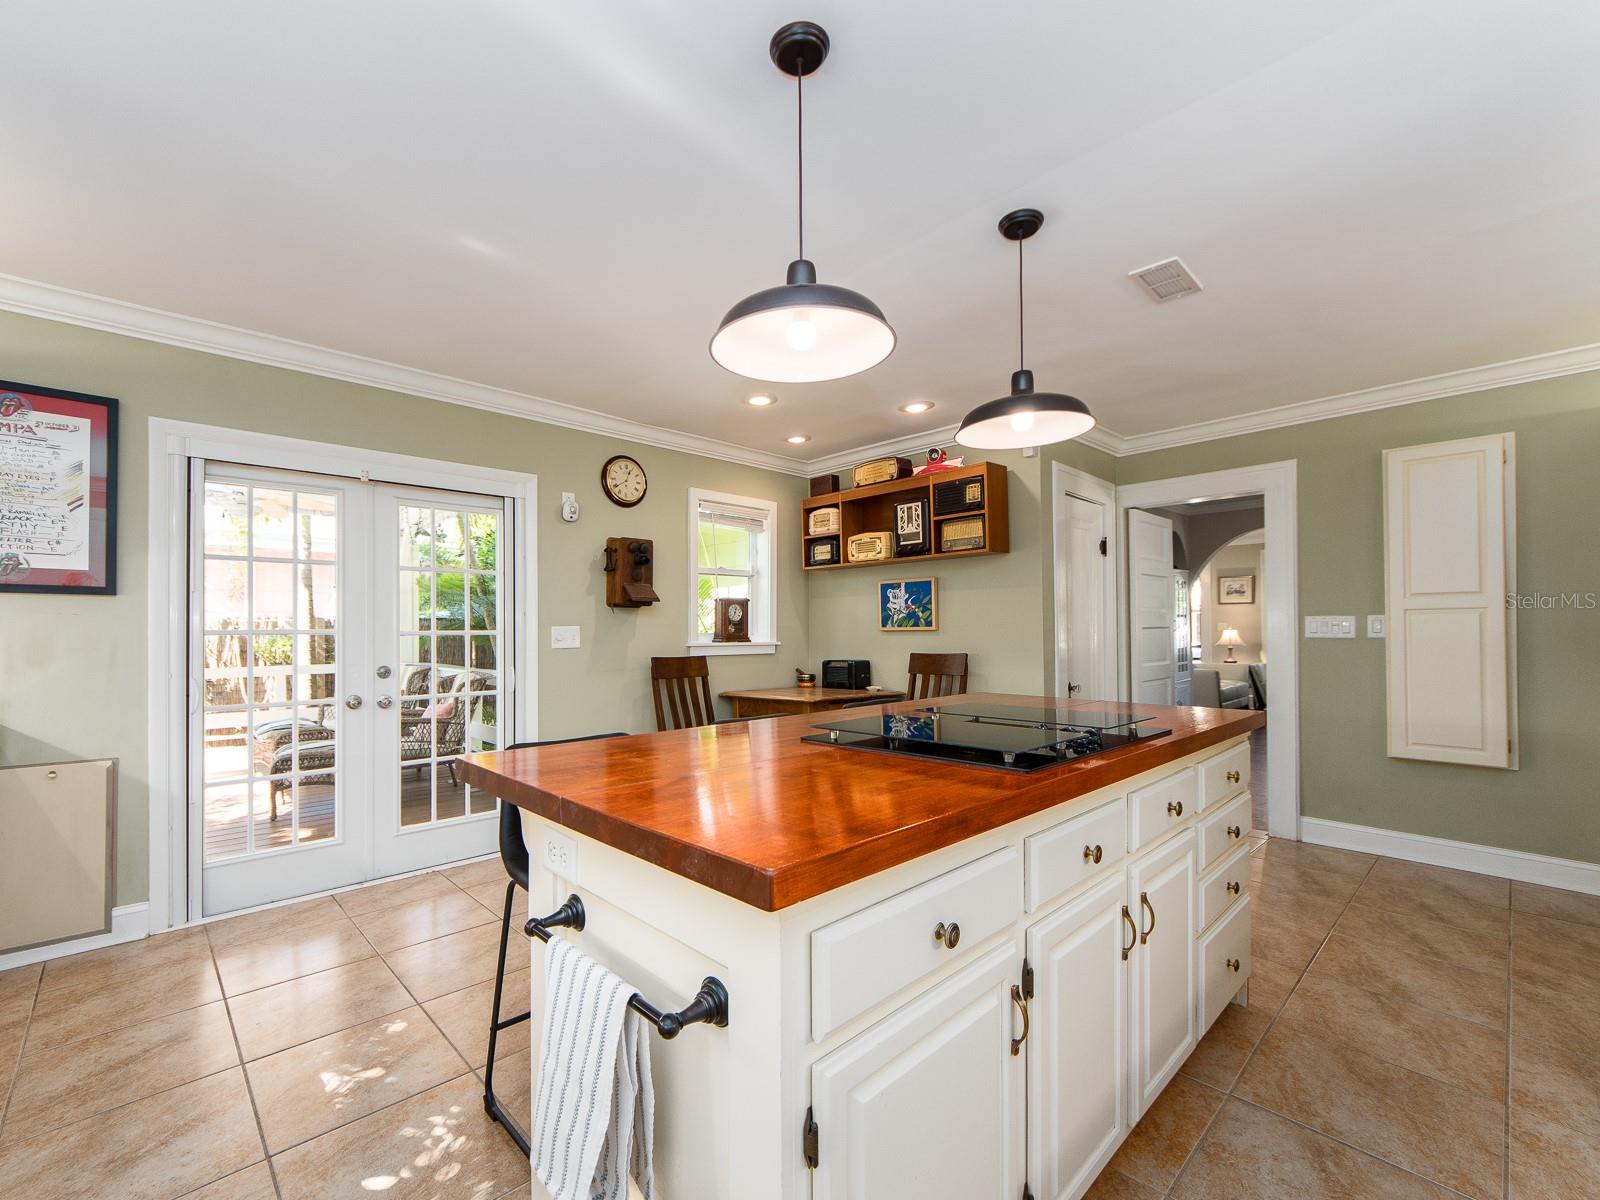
1, 840, 1597, 1199
0, 857, 531, 1200
1089, 835, 1600, 1200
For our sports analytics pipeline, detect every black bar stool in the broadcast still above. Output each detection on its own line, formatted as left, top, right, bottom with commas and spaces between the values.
484, 732, 625, 1154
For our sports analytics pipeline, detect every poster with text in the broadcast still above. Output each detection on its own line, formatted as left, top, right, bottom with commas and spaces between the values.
0, 380, 118, 593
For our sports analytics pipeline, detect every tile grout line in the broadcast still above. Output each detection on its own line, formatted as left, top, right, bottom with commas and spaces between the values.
1502, 912, 1515, 1200
208, 926, 288, 1200
0, 965, 44, 1139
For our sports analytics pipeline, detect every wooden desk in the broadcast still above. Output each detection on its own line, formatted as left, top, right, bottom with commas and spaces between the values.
717, 685, 906, 718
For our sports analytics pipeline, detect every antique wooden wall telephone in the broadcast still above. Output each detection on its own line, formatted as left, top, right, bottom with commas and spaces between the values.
604, 537, 660, 608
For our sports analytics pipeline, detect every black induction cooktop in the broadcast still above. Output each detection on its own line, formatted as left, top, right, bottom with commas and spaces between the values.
801, 703, 1171, 773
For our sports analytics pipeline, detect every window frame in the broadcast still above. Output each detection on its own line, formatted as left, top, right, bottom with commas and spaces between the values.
686, 487, 779, 656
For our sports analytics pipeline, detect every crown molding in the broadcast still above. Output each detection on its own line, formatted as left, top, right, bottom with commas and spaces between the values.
1107, 342, 1600, 457
0, 273, 813, 476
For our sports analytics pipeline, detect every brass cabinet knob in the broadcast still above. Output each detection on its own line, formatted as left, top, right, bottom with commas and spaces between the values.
1227, 825, 1242, 839
1083, 844, 1103, 865
932, 921, 961, 950
1167, 800, 1184, 818
1226, 770, 1241, 784
1226, 880, 1241, 895
1226, 957, 1242, 973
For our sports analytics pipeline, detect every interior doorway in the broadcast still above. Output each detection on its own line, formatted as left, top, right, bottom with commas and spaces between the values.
192, 464, 514, 915
1051, 464, 1117, 703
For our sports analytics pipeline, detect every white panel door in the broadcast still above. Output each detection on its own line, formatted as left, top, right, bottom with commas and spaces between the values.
812, 942, 1025, 1200
1027, 875, 1128, 1200
1058, 492, 1109, 701
1128, 829, 1196, 1121
1129, 510, 1175, 704
1383, 434, 1515, 768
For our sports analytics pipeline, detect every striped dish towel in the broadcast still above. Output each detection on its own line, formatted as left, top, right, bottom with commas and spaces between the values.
531, 935, 656, 1200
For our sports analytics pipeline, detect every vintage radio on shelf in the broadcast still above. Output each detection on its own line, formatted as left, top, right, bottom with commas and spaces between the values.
892, 497, 931, 557
847, 531, 893, 563
808, 473, 841, 498
852, 456, 913, 488
939, 516, 986, 553
807, 506, 841, 536
807, 536, 841, 567
932, 474, 985, 516
822, 659, 872, 689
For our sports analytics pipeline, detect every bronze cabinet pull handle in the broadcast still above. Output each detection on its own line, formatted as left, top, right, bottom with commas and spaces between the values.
932, 922, 961, 950
1227, 825, 1242, 839
1226, 770, 1241, 784
1083, 844, 1103, 865
1226, 957, 1242, 973
1140, 891, 1156, 944
1226, 880, 1241, 895
1167, 800, 1184, 818
1121, 905, 1137, 960
1010, 984, 1030, 1056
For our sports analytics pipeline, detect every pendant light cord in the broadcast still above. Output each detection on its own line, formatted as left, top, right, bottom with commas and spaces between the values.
796, 58, 805, 262
1017, 237, 1026, 371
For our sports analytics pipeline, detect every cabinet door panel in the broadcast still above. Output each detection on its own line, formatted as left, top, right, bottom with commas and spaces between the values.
1129, 830, 1196, 1121
812, 942, 1024, 1200
1027, 875, 1127, 1200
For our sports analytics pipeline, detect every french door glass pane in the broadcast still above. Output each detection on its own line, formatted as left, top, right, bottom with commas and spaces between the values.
396, 502, 502, 827
202, 480, 341, 862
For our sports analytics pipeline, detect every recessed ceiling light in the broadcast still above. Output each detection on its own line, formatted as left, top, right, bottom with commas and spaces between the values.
786, 434, 810, 445
900, 401, 935, 415
746, 393, 776, 407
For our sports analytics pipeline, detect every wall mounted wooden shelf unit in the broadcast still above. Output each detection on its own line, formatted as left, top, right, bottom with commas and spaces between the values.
801, 462, 1010, 571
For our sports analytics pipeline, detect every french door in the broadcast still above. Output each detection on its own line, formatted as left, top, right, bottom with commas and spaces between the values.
192, 464, 513, 915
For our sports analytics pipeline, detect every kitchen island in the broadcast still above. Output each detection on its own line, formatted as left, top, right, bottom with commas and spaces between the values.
460, 694, 1265, 1200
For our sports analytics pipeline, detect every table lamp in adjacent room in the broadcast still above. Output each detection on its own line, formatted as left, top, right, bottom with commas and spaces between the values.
1217, 627, 1244, 664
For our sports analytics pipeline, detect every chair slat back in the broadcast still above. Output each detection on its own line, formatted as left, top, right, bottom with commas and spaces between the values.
907, 652, 970, 700
650, 656, 717, 731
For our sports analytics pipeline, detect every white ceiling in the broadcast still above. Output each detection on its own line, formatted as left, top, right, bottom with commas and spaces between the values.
3, 0, 1599, 459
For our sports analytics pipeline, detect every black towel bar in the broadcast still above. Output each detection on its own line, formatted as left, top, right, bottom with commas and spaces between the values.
525, 894, 730, 1039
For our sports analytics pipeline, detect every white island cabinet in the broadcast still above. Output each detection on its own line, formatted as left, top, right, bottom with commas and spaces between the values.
482, 702, 1259, 1200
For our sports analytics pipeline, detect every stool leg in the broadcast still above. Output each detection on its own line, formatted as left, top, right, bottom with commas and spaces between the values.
483, 878, 531, 1156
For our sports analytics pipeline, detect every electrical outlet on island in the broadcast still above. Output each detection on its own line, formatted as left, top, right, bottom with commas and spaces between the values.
543, 829, 578, 881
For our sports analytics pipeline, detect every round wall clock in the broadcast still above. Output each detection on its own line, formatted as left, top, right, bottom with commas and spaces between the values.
601, 455, 648, 507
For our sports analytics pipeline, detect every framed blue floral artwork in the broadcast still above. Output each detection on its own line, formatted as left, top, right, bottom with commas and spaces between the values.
879, 578, 938, 631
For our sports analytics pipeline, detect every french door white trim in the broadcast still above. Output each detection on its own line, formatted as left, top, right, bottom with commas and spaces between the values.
1050, 463, 1118, 702
1115, 461, 1299, 841
148, 418, 538, 932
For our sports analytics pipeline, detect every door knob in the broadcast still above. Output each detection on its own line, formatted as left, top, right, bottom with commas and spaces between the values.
344, 694, 364, 710
376, 665, 392, 679
1068, 681, 1082, 695
932, 922, 961, 950
376, 695, 394, 709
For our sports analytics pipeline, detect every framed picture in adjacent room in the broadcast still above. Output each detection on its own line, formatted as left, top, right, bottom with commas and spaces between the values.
879, 577, 938, 631
0, 380, 118, 594
1218, 574, 1255, 604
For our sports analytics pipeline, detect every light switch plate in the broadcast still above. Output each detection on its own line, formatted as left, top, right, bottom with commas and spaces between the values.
1367, 615, 1386, 638
1305, 615, 1357, 639
550, 625, 581, 649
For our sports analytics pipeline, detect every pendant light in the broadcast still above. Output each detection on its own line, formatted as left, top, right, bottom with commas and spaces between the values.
709, 22, 895, 384
955, 208, 1096, 449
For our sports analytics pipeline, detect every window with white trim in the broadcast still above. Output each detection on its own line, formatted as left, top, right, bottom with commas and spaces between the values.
688, 489, 778, 654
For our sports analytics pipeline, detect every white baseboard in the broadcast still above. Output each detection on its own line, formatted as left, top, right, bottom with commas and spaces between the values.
0, 902, 151, 972
1300, 818, 1600, 897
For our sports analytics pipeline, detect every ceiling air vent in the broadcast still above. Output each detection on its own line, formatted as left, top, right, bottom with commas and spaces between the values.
1129, 257, 1203, 303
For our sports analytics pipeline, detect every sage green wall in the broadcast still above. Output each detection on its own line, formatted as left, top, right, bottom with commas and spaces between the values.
0, 311, 810, 907
1117, 373, 1600, 864
805, 438, 1116, 699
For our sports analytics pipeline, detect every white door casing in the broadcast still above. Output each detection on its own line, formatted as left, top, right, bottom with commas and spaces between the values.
1128, 510, 1176, 705
1383, 433, 1517, 768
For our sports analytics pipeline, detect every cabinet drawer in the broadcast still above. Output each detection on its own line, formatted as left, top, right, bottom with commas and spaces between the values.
1129, 767, 1196, 851
1025, 797, 1127, 910
1199, 741, 1250, 812
811, 847, 1022, 1041
1198, 895, 1251, 1032
1196, 843, 1251, 934
1197, 791, 1251, 872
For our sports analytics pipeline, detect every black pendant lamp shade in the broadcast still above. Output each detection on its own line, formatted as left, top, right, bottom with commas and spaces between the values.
710, 23, 895, 384
955, 209, 1096, 450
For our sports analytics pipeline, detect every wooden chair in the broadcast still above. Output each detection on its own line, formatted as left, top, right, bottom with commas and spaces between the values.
907, 652, 970, 699
651, 656, 719, 731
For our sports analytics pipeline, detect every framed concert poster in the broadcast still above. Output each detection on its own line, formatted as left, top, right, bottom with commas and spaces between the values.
0, 380, 119, 594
